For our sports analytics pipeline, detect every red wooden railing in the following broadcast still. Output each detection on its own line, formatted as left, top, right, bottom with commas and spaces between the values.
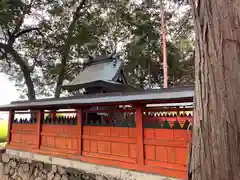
82, 126, 137, 163
6, 106, 192, 180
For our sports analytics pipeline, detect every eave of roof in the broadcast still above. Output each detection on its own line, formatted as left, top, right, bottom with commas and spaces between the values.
62, 80, 137, 92
0, 86, 194, 111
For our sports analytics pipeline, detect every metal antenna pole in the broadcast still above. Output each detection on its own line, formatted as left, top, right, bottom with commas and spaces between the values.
161, 0, 168, 88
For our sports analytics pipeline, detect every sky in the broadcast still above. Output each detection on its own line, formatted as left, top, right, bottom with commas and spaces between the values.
0, 73, 19, 105
0, 73, 19, 120
0, 1, 190, 120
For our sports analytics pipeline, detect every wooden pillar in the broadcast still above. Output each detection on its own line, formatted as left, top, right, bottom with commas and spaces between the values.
7, 110, 14, 144
36, 110, 43, 149
77, 109, 83, 155
135, 105, 144, 166
51, 110, 56, 121
176, 107, 180, 122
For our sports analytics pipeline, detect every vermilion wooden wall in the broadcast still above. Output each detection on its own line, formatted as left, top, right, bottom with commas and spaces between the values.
41, 125, 80, 154
11, 124, 37, 148
7, 107, 192, 180
144, 129, 190, 173
82, 127, 137, 163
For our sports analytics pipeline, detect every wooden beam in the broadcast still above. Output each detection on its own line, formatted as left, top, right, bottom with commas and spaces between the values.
143, 107, 193, 112
176, 108, 180, 121
51, 110, 56, 120
7, 110, 14, 144
0, 96, 194, 111
36, 110, 43, 149
77, 109, 83, 155
44, 110, 77, 114
135, 105, 144, 166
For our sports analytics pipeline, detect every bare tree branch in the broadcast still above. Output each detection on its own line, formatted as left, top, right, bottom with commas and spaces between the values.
0, 42, 36, 99
12, 0, 34, 37
15, 27, 40, 38
0, 49, 11, 68
54, 0, 87, 98
30, 47, 42, 72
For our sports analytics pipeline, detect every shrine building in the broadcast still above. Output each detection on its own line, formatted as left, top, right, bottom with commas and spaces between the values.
0, 54, 194, 180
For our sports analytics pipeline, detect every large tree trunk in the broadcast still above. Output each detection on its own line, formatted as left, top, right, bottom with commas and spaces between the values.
9, 46, 36, 100
54, 0, 87, 98
190, 0, 240, 180
0, 43, 36, 100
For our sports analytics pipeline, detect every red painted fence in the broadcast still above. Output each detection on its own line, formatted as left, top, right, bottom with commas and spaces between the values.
7, 107, 192, 180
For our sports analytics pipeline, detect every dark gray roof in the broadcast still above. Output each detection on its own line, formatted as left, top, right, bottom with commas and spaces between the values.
0, 86, 194, 111
62, 57, 123, 90
66, 80, 137, 92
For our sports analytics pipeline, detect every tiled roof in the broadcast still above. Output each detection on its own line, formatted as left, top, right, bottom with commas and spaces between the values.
62, 56, 123, 89
0, 86, 194, 111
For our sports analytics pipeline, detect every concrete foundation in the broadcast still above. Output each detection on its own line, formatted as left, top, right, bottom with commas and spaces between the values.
6, 149, 180, 180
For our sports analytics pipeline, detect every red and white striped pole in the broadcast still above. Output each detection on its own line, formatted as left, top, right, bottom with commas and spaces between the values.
161, 1, 168, 88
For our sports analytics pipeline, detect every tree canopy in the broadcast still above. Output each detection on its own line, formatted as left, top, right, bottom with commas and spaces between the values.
0, 0, 194, 100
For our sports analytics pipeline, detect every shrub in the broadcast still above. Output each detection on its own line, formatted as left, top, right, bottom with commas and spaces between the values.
0, 136, 6, 143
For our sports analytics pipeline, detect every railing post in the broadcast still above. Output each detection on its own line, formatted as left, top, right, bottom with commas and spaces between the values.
36, 110, 43, 149
7, 110, 14, 145
136, 105, 144, 166
77, 108, 83, 155
51, 110, 56, 121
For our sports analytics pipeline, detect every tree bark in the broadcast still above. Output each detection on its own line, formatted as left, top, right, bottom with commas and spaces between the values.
190, 0, 240, 180
0, 1, 37, 101
54, 0, 87, 98
0, 43, 36, 100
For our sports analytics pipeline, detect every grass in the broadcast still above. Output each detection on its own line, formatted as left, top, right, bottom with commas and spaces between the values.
0, 120, 8, 143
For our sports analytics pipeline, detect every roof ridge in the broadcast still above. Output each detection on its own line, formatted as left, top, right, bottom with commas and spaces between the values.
84, 55, 118, 67
10, 86, 194, 104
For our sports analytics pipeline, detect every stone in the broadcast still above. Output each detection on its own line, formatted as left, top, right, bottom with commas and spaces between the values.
53, 173, 61, 180
108, 178, 118, 180
40, 173, 47, 180
33, 168, 39, 177
43, 164, 52, 172
9, 168, 15, 176
57, 167, 65, 175
29, 164, 34, 175
9, 161, 17, 169
4, 165, 10, 175
17, 167, 23, 177
60, 175, 68, 180
22, 163, 29, 172
81, 173, 87, 180
42, 169, 47, 175
29, 175, 35, 180
11, 172, 17, 179
26, 158, 33, 164
86, 173, 95, 180
67, 175, 77, 180
66, 168, 84, 177
2, 175, 9, 180
18, 166, 31, 180
0, 149, 6, 158
35, 177, 43, 180
96, 175, 108, 180
0, 162, 4, 178
16, 176, 22, 180
21, 172, 31, 180
37, 163, 44, 170
47, 172, 54, 180
1, 153, 10, 163
38, 172, 43, 178
51, 165, 57, 173
82, 173, 96, 180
